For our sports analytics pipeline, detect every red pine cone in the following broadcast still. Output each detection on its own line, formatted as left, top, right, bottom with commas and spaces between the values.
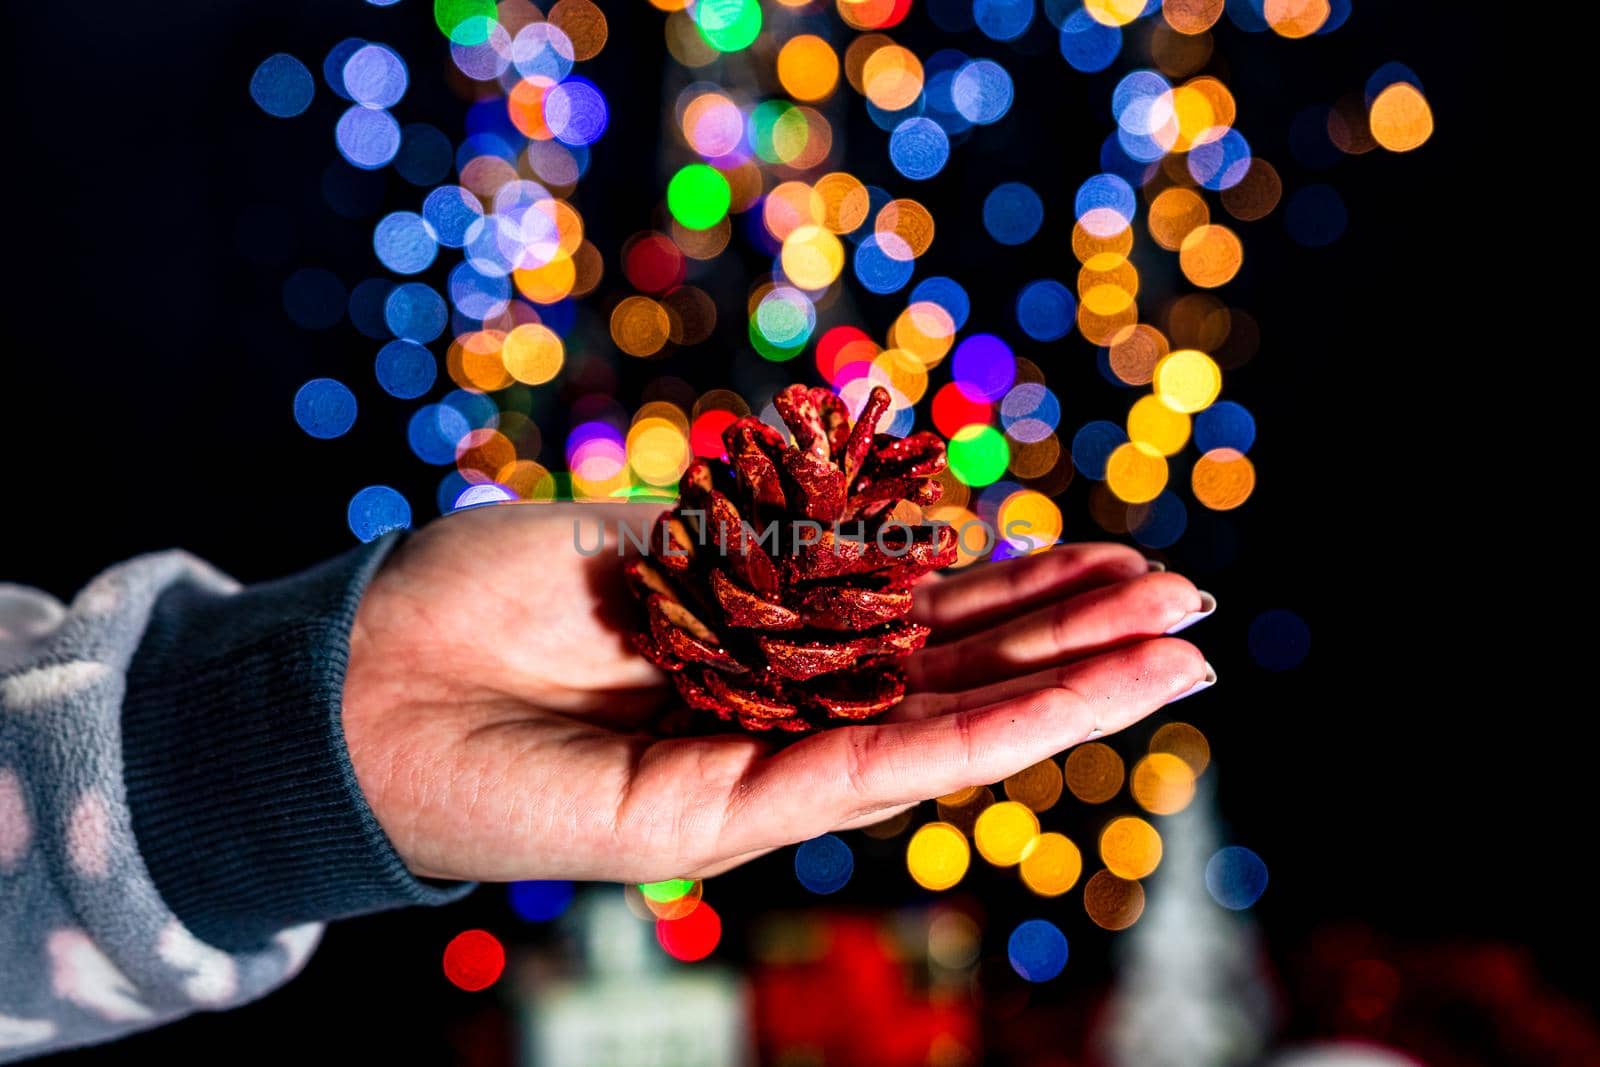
627, 383, 958, 734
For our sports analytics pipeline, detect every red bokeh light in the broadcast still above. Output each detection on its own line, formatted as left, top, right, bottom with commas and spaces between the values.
690, 409, 739, 458
656, 901, 722, 962
623, 232, 687, 294
443, 929, 506, 992
930, 382, 992, 438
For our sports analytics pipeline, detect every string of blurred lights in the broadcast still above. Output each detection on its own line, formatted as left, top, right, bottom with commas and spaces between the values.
253, 0, 1429, 990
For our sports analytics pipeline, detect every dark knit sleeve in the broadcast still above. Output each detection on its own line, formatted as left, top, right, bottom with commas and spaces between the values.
121, 533, 475, 953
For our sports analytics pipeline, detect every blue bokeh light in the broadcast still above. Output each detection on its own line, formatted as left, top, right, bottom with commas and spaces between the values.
889, 117, 950, 180
1008, 919, 1068, 982
373, 211, 439, 275
983, 182, 1043, 245
343, 43, 408, 109
1194, 401, 1256, 454
509, 881, 575, 922
951, 60, 1014, 124
1071, 420, 1127, 480
1059, 9, 1121, 73
911, 276, 971, 330
794, 835, 854, 895
1205, 846, 1268, 910
293, 378, 357, 439
853, 235, 916, 294
375, 340, 437, 399
335, 106, 401, 169
1016, 280, 1076, 342
250, 54, 314, 118
347, 485, 412, 543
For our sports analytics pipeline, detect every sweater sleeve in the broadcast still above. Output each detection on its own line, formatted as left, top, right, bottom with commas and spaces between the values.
0, 539, 474, 1061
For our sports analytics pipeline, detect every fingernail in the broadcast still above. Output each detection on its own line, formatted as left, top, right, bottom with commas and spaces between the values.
1168, 661, 1217, 704
1165, 590, 1216, 634
1146, 559, 1167, 572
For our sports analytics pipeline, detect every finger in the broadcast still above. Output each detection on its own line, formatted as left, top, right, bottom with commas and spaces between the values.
891, 636, 1206, 722
909, 543, 1153, 641
905, 572, 1207, 692
720, 637, 1207, 854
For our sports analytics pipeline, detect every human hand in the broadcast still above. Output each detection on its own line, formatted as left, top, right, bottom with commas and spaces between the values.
341, 501, 1213, 884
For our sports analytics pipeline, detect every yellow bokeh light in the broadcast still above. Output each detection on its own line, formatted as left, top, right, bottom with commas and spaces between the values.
869, 348, 929, 406
448, 329, 513, 392
1065, 742, 1125, 803
1127, 394, 1192, 456
1153, 349, 1222, 414
875, 199, 935, 261
1079, 256, 1139, 317
1183, 77, 1236, 142
1100, 816, 1163, 879
500, 322, 564, 385
1192, 447, 1256, 510
1264, 0, 1329, 37
628, 417, 692, 486
815, 171, 870, 234
1004, 759, 1064, 813
1077, 302, 1139, 347
611, 296, 672, 357
1131, 752, 1198, 815
973, 801, 1040, 867
513, 254, 577, 304
1179, 224, 1244, 288
1085, 870, 1146, 930
1148, 187, 1209, 251
1369, 83, 1434, 152
997, 490, 1062, 552
1109, 323, 1170, 386
891, 301, 957, 366
1151, 722, 1211, 775
1106, 442, 1168, 504
1085, 0, 1147, 26
1008, 433, 1063, 482
781, 224, 846, 289
497, 459, 557, 501
907, 822, 971, 891
764, 181, 825, 242
1019, 833, 1083, 897
1167, 84, 1216, 151
776, 34, 840, 102
861, 45, 923, 111
1072, 219, 1134, 264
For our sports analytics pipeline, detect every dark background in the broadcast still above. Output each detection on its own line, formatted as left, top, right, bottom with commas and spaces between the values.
6, 2, 1562, 1064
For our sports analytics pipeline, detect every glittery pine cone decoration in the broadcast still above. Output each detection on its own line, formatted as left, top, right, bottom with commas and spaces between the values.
626, 383, 958, 734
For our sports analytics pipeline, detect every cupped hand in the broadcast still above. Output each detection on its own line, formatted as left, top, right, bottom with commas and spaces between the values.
341, 501, 1213, 885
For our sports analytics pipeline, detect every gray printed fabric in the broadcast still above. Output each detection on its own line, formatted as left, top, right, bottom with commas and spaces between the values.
0, 555, 321, 1061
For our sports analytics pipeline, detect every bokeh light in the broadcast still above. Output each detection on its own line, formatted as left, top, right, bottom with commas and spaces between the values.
1205, 846, 1269, 909
907, 821, 971, 891
1008, 919, 1069, 982
442, 929, 505, 991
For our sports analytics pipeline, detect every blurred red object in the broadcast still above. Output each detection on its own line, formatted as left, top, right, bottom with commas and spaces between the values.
751, 915, 978, 1067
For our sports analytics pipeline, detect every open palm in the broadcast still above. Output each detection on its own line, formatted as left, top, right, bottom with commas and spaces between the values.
341, 501, 1212, 884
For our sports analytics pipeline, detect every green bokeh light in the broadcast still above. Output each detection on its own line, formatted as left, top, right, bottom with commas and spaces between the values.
667, 164, 732, 230
748, 317, 805, 362
948, 425, 1011, 486
639, 878, 696, 902
695, 0, 763, 53
434, 0, 498, 45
